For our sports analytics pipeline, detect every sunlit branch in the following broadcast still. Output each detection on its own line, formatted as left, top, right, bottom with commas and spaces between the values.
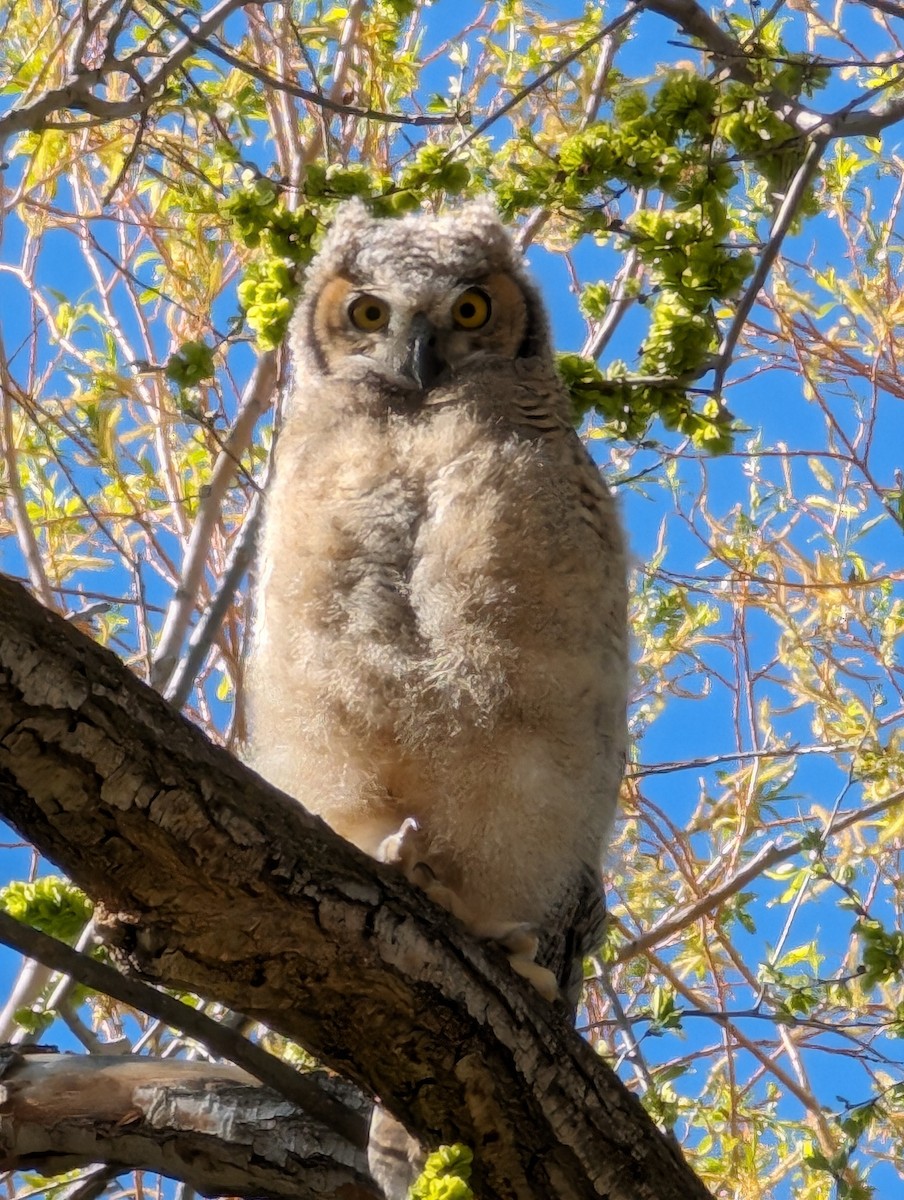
630, 742, 863, 777
582, 191, 649, 362
593, 964, 658, 1096
163, 486, 263, 713
757, 765, 860, 1005
0, 908, 368, 1144
0, 954, 55, 1045
448, 3, 644, 159
151, 353, 277, 691
714, 135, 827, 394
140, 0, 463, 130
615, 788, 904, 963
618, 941, 847, 1160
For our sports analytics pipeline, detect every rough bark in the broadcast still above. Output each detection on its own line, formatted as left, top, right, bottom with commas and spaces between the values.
0, 574, 713, 1200
0, 1047, 377, 1199
0, 906, 371, 1145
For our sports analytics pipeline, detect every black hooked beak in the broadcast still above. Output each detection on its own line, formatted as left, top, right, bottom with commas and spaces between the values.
402, 314, 445, 391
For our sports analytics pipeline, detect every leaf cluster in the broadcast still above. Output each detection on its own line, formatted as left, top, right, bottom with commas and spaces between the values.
491, 45, 823, 447
225, 177, 319, 350
410, 1144, 475, 1200
0, 876, 92, 942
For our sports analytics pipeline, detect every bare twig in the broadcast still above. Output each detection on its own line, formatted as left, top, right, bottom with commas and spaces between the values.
593, 962, 658, 1096
0, 336, 56, 611
152, 353, 276, 690
449, 3, 644, 159
616, 788, 904, 962
142, 0, 462, 131
164, 487, 265, 710
0, 954, 55, 1044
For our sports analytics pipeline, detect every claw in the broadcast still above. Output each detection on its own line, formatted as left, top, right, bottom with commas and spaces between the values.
377, 817, 420, 866
472, 921, 559, 1001
378, 820, 560, 1003
508, 956, 560, 1003
496, 924, 540, 960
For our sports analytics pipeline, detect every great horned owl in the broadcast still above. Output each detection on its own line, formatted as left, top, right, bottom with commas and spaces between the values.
246, 200, 628, 1007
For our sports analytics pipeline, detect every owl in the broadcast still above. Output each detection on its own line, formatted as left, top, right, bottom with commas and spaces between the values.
245, 200, 628, 1009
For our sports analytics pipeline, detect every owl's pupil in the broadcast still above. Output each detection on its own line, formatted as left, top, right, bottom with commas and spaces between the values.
460, 302, 476, 319
365, 305, 381, 322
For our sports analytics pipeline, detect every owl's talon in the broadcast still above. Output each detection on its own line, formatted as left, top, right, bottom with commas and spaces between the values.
378, 819, 560, 1001
495, 924, 540, 960
410, 860, 437, 888
476, 921, 557, 1000
416, 889, 557, 1003
377, 817, 420, 866
508, 956, 560, 1003
419, 874, 469, 919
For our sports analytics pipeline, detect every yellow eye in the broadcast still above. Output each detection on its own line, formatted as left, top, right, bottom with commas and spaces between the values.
348, 294, 390, 331
451, 288, 491, 330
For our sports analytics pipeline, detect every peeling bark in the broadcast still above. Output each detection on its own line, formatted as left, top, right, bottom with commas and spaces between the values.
0, 1048, 377, 1198
0, 575, 713, 1200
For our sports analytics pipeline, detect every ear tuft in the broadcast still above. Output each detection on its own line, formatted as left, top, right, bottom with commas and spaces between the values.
311, 198, 373, 274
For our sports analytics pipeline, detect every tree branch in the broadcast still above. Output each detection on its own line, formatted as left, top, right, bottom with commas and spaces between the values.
0, 908, 367, 1145
0, 0, 457, 141
0, 1047, 377, 1199
151, 352, 276, 691
0, 574, 713, 1200
0, 0, 250, 138
714, 133, 828, 392
615, 788, 904, 963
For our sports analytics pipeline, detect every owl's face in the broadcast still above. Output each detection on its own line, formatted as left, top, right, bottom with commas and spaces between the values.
310, 270, 532, 392
293, 201, 553, 399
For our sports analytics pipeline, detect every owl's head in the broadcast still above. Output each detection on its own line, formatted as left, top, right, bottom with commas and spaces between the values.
290, 200, 554, 401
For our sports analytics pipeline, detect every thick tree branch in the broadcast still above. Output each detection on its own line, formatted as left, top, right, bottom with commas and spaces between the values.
644, 0, 821, 134
855, 0, 904, 19
0, 909, 367, 1145
0, 574, 712, 1200
0, 1048, 377, 1199
645, 0, 904, 140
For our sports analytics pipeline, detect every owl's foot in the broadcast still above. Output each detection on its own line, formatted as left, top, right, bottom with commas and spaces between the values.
376, 817, 560, 1003
506, 949, 560, 1002
377, 817, 421, 868
404, 858, 561, 1004
484, 922, 557, 1002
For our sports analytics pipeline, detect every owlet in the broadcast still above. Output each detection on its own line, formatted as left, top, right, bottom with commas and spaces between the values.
245, 199, 628, 1008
